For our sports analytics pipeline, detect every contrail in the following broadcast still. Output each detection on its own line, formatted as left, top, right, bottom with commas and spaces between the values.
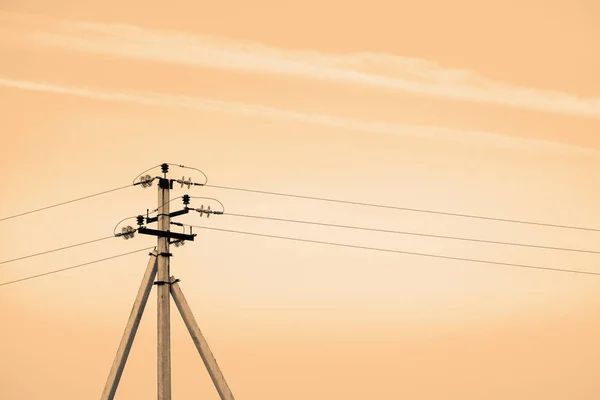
0, 77, 597, 156
4, 14, 596, 119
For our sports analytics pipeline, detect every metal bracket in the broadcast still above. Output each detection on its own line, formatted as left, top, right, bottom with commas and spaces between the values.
158, 178, 174, 190
154, 279, 181, 286
137, 227, 196, 241
146, 208, 189, 224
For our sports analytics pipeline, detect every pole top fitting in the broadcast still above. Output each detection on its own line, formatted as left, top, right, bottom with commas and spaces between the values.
161, 163, 169, 174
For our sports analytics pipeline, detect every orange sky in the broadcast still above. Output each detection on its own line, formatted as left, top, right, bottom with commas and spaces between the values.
1, 1, 600, 399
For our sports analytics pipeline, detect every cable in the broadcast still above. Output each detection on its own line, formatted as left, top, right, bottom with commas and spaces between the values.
189, 225, 600, 277
132, 163, 164, 184
206, 184, 600, 233
176, 164, 208, 185
0, 184, 133, 223
225, 212, 600, 255
113, 216, 140, 236
132, 163, 208, 185
189, 196, 225, 213
0, 236, 116, 267
145, 196, 224, 216
0, 246, 156, 288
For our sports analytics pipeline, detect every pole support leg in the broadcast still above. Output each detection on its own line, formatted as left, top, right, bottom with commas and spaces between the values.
170, 276, 236, 400
101, 251, 158, 400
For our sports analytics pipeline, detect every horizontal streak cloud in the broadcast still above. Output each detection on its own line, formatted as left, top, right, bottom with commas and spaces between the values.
0, 77, 596, 156
6, 13, 596, 119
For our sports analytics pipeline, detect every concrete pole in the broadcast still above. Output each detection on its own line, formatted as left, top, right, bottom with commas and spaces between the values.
170, 276, 236, 400
101, 251, 158, 400
157, 177, 171, 400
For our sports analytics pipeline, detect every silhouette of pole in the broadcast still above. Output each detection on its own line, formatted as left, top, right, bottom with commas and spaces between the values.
101, 163, 234, 399
157, 165, 172, 400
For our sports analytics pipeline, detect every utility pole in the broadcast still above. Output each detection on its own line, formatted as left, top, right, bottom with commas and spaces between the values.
101, 163, 235, 400
157, 164, 172, 400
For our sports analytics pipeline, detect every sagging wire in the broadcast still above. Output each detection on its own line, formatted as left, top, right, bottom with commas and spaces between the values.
113, 216, 138, 239
132, 163, 208, 186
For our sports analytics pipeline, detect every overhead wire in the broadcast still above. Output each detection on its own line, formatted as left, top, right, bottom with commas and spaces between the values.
0, 184, 134, 223
113, 216, 141, 236
189, 225, 600, 277
0, 235, 116, 267
0, 246, 156, 288
132, 163, 208, 185
224, 212, 600, 255
145, 196, 224, 215
4, 172, 599, 286
205, 184, 600, 233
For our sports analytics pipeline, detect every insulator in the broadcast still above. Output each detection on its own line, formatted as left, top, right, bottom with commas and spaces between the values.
140, 174, 153, 188
120, 225, 135, 239
161, 163, 169, 173
182, 195, 190, 205
137, 215, 144, 226
179, 176, 192, 189
207, 205, 211, 218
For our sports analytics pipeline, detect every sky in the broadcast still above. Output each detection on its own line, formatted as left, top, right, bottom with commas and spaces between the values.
1, 1, 600, 399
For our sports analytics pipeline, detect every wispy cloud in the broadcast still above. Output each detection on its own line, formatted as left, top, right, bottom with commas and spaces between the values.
0, 77, 596, 156
4, 14, 596, 119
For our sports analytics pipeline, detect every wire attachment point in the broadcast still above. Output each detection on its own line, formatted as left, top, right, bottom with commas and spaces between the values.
197, 205, 209, 218
116, 226, 136, 240
196, 205, 221, 218
138, 175, 154, 188
178, 177, 193, 189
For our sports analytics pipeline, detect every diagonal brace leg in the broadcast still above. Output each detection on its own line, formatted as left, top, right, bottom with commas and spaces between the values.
170, 276, 236, 400
101, 251, 159, 400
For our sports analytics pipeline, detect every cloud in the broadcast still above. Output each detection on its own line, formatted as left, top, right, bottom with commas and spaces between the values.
6, 15, 596, 119
0, 77, 597, 156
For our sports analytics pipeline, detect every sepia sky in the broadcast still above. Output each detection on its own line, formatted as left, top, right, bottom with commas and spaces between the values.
1, 1, 600, 399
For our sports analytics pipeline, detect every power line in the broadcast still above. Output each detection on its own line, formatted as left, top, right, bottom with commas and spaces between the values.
132, 163, 208, 185
206, 184, 600, 233
0, 246, 155, 288
0, 236, 116, 267
225, 212, 600, 255
0, 184, 134, 223
190, 225, 600, 277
